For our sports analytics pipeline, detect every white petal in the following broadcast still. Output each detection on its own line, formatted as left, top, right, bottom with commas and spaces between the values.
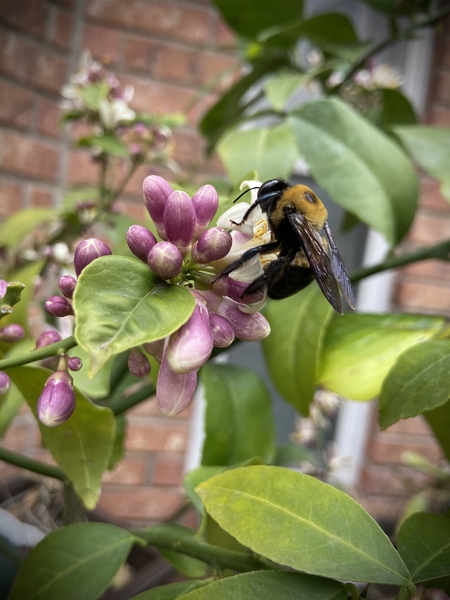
228, 254, 263, 283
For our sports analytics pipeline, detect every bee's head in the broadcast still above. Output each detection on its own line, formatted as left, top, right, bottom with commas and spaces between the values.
281, 184, 328, 227
256, 179, 289, 212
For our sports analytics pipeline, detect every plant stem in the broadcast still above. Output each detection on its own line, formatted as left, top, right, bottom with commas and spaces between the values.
0, 335, 77, 370
0, 446, 65, 480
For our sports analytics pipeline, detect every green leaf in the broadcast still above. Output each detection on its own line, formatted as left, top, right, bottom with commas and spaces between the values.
424, 399, 450, 461
69, 346, 113, 399
180, 570, 347, 600
200, 363, 275, 466
0, 379, 24, 437
397, 513, 450, 583
262, 286, 334, 415
7, 522, 135, 600
73, 255, 195, 375
79, 82, 110, 110
197, 466, 411, 585
77, 134, 130, 157
130, 580, 204, 600
378, 89, 417, 129
264, 72, 315, 111
288, 98, 418, 245
213, 0, 302, 40
0, 261, 44, 331
0, 208, 55, 249
320, 313, 444, 402
378, 339, 450, 429
8, 366, 116, 509
217, 123, 298, 186
393, 125, 450, 201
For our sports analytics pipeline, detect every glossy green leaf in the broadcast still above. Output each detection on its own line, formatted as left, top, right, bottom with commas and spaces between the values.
8, 522, 134, 600
78, 134, 129, 157
184, 465, 240, 514
197, 466, 411, 584
262, 286, 334, 415
424, 399, 450, 461
201, 363, 275, 466
320, 313, 444, 402
393, 126, 450, 201
378, 89, 417, 129
397, 513, 450, 583
79, 82, 110, 110
130, 580, 204, 600
69, 345, 112, 399
8, 366, 116, 509
73, 255, 195, 375
264, 72, 315, 111
217, 123, 298, 186
288, 98, 418, 245
181, 570, 347, 600
0, 379, 24, 437
378, 339, 450, 429
0, 208, 54, 248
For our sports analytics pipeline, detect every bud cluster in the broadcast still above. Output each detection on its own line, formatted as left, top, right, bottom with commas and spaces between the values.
0, 279, 26, 397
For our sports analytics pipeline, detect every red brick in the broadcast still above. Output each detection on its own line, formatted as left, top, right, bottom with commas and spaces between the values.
65, 149, 98, 185
435, 70, 450, 105
407, 211, 450, 245
196, 52, 239, 88
86, 0, 214, 46
214, 17, 236, 46
0, 80, 34, 129
37, 97, 63, 139
172, 129, 206, 170
103, 455, 148, 485
0, 130, 59, 182
99, 486, 183, 520
81, 23, 122, 64
395, 280, 450, 315
419, 177, 449, 212
359, 464, 433, 497
0, 178, 24, 217
385, 415, 433, 436
51, 6, 74, 51
397, 259, 450, 282
153, 454, 184, 486
30, 184, 54, 207
428, 105, 450, 127
0, 0, 50, 39
367, 434, 443, 465
125, 423, 188, 453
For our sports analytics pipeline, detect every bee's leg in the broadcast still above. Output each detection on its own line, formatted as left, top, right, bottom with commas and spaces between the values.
244, 249, 295, 296
215, 240, 280, 280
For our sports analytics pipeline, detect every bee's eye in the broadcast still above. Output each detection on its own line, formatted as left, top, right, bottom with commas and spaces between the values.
304, 191, 316, 203
258, 179, 288, 199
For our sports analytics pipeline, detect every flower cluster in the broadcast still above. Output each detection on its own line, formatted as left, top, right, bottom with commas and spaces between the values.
0, 279, 26, 397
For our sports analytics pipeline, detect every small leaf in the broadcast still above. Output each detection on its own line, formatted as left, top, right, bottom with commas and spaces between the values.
0, 261, 45, 331
73, 255, 195, 375
378, 339, 450, 429
79, 82, 110, 110
197, 466, 411, 585
8, 366, 116, 509
217, 123, 298, 186
262, 286, 333, 415
180, 570, 347, 600
130, 580, 204, 600
0, 208, 54, 248
7, 523, 135, 600
0, 379, 24, 437
378, 89, 417, 129
424, 399, 450, 461
201, 363, 275, 466
78, 134, 130, 157
397, 513, 450, 583
264, 72, 315, 111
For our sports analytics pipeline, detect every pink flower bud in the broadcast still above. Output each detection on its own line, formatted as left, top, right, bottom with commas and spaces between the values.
126, 225, 157, 262
143, 338, 165, 362
209, 312, 235, 348
37, 370, 76, 427
0, 324, 25, 343
58, 275, 77, 299
0, 280, 7, 299
74, 238, 112, 276
67, 356, 83, 372
191, 227, 232, 264
166, 302, 213, 373
192, 185, 219, 227
147, 242, 183, 280
163, 190, 196, 248
143, 175, 173, 239
0, 371, 11, 395
216, 297, 270, 341
128, 348, 150, 378
45, 296, 74, 317
212, 276, 265, 305
157, 351, 198, 416
36, 330, 62, 349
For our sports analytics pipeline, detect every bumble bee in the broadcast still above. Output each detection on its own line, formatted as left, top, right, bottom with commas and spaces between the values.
218, 179, 356, 314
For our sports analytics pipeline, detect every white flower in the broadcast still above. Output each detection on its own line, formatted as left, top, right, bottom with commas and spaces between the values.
98, 98, 136, 130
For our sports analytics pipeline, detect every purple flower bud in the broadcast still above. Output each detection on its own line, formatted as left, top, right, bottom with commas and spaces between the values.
58, 275, 77, 299
209, 312, 235, 348
143, 338, 165, 362
192, 184, 219, 239
45, 296, 74, 317
143, 175, 173, 240
37, 370, 76, 427
147, 242, 183, 280
216, 297, 270, 341
67, 356, 83, 372
212, 276, 265, 305
128, 348, 150, 378
167, 302, 213, 373
157, 351, 198, 415
0, 371, 11, 395
191, 227, 232, 264
36, 330, 62, 349
74, 238, 112, 277
163, 191, 196, 248
0, 324, 25, 343
126, 225, 157, 262
0, 280, 7, 299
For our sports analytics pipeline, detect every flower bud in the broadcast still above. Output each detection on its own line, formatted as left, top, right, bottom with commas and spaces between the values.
167, 302, 213, 373
67, 356, 83, 372
36, 330, 62, 349
128, 348, 150, 378
143, 338, 165, 362
143, 175, 173, 239
192, 185, 219, 228
147, 242, 183, 280
157, 351, 198, 416
209, 312, 235, 348
0, 371, 11, 396
74, 238, 112, 276
216, 297, 270, 341
0, 280, 7, 299
212, 276, 265, 305
0, 324, 25, 343
126, 225, 157, 262
163, 191, 196, 248
191, 227, 232, 264
45, 296, 74, 317
58, 275, 77, 299
37, 370, 76, 427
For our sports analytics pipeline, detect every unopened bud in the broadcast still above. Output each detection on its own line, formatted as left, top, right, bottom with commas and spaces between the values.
167, 302, 213, 373
192, 227, 232, 264
143, 175, 173, 239
45, 296, 74, 317
163, 190, 196, 248
192, 185, 219, 238
58, 275, 77, 299
0, 324, 25, 343
216, 297, 270, 341
126, 225, 157, 262
147, 242, 183, 280
74, 238, 112, 276
36, 330, 62, 349
143, 338, 165, 361
157, 351, 197, 416
209, 312, 235, 348
0, 280, 7, 299
128, 348, 150, 378
0, 371, 11, 395
67, 356, 83, 372
37, 370, 76, 427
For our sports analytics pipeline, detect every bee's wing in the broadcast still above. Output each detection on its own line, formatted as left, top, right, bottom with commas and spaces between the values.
323, 221, 356, 310
288, 212, 343, 314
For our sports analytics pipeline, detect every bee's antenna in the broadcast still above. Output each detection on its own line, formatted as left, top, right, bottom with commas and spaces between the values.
233, 186, 260, 204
